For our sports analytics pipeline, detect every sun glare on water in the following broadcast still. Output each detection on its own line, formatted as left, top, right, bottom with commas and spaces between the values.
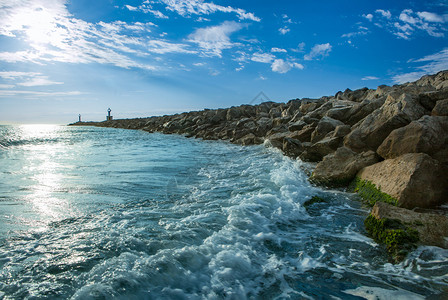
18, 125, 75, 227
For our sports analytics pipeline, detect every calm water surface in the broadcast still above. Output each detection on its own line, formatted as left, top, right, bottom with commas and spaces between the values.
0, 125, 447, 299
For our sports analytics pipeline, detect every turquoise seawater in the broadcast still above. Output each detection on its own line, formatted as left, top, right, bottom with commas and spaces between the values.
0, 125, 447, 299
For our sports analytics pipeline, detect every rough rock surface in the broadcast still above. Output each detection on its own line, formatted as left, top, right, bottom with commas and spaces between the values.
371, 201, 448, 249
357, 153, 448, 209
432, 99, 448, 116
377, 115, 448, 163
311, 147, 378, 185
344, 93, 428, 153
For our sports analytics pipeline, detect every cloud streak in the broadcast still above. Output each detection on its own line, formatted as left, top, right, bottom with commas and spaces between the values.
392, 48, 448, 83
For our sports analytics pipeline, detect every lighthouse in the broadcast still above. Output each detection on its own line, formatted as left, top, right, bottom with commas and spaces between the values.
106, 108, 113, 121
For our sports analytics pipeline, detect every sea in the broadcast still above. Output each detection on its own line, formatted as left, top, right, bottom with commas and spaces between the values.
0, 124, 447, 299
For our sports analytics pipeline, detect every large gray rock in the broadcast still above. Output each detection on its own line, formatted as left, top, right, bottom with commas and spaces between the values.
310, 116, 344, 143
290, 124, 315, 142
311, 147, 378, 185
282, 138, 303, 158
299, 98, 325, 114
345, 97, 386, 125
432, 99, 448, 116
377, 116, 448, 163
357, 153, 448, 209
344, 93, 429, 152
266, 132, 291, 149
299, 137, 341, 162
372, 201, 448, 249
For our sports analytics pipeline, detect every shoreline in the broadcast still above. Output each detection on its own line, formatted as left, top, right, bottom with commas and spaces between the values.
70, 70, 448, 261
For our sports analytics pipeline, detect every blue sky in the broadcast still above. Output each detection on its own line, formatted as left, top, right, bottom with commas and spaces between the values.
0, 0, 447, 124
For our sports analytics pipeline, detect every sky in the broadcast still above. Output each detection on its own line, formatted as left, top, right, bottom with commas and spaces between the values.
0, 0, 447, 124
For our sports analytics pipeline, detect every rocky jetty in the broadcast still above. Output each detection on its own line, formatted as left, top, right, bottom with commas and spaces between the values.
71, 70, 448, 261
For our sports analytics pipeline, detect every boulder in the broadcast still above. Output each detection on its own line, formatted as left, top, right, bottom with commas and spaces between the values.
255, 117, 274, 137
311, 147, 378, 185
235, 133, 263, 146
266, 132, 291, 149
377, 116, 448, 163
290, 124, 315, 142
310, 117, 344, 143
325, 106, 352, 122
418, 90, 448, 111
357, 153, 448, 209
299, 137, 340, 162
332, 125, 351, 138
288, 120, 306, 132
345, 97, 386, 125
299, 98, 325, 114
371, 201, 448, 249
226, 107, 243, 121
282, 138, 303, 158
432, 99, 448, 116
344, 93, 428, 152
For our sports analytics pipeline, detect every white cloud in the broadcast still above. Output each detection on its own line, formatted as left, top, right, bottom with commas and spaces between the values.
399, 9, 419, 24
147, 40, 196, 54
375, 9, 391, 19
188, 21, 244, 57
0, 84, 14, 89
18, 76, 63, 87
0, 71, 63, 87
138, 6, 168, 19
0, 90, 83, 98
0, 0, 204, 71
361, 8, 446, 40
342, 26, 369, 38
156, 0, 260, 22
363, 14, 373, 21
362, 76, 379, 81
271, 59, 303, 74
251, 52, 275, 63
394, 22, 414, 39
392, 48, 448, 83
304, 43, 332, 61
279, 26, 290, 35
125, 5, 138, 11
417, 11, 445, 23
0, 71, 40, 79
271, 47, 287, 53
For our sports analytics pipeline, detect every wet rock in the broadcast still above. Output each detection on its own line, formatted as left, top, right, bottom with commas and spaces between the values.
282, 138, 303, 158
299, 137, 340, 162
357, 153, 448, 209
311, 147, 379, 186
266, 132, 291, 149
371, 201, 448, 249
377, 116, 448, 163
235, 133, 263, 146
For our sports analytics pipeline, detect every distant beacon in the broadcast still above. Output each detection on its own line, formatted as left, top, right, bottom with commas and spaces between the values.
106, 108, 113, 121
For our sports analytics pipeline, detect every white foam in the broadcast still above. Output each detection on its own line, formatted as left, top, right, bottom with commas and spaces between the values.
343, 286, 424, 300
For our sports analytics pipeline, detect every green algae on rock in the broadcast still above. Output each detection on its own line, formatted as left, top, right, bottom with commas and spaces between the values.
364, 214, 419, 263
351, 177, 398, 207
